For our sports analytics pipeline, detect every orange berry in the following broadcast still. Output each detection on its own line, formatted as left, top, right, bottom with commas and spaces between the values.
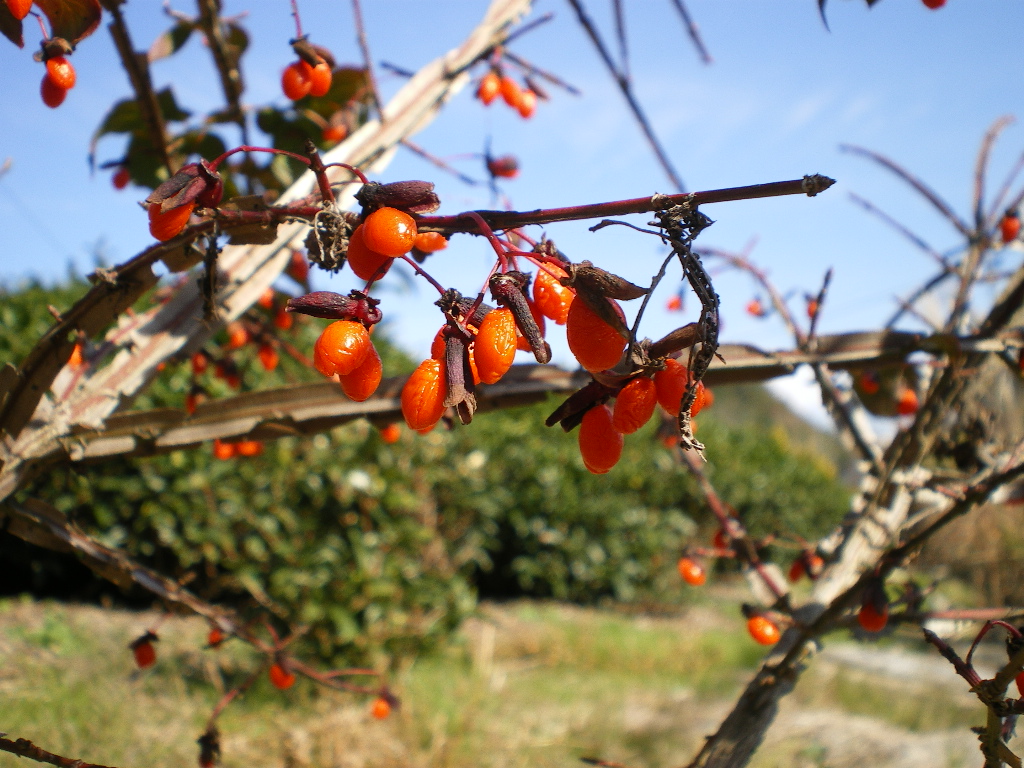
499, 76, 521, 108
112, 167, 131, 190
578, 404, 624, 474
857, 602, 888, 633
475, 308, 517, 384
235, 439, 264, 457
287, 250, 310, 283
401, 358, 447, 431
314, 320, 371, 377
68, 341, 84, 368
133, 639, 157, 669
612, 376, 657, 434
5, 0, 32, 20
323, 123, 347, 143
148, 201, 196, 241
517, 89, 536, 118
361, 207, 417, 257
207, 628, 225, 648
269, 662, 296, 690
747, 615, 781, 645
213, 439, 236, 460
896, 387, 919, 416
533, 264, 573, 324
185, 391, 204, 415
258, 344, 279, 371
676, 557, 706, 586
339, 343, 382, 401
308, 61, 332, 97
413, 231, 448, 253
370, 696, 391, 719
273, 307, 293, 330
653, 358, 706, 417
430, 326, 480, 384
226, 321, 249, 350
746, 298, 765, 317
45, 56, 76, 90
40, 74, 67, 108
346, 224, 393, 281
476, 71, 500, 105
788, 558, 806, 583
281, 60, 312, 100
379, 422, 401, 444
666, 295, 682, 312
191, 352, 209, 375
566, 297, 626, 372
257, 287, 275, 309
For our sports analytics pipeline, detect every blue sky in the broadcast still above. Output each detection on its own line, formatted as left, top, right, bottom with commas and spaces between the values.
1, 0, 1021, 424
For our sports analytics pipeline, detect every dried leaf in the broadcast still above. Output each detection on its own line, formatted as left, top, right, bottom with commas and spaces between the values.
35, 0, 102, 45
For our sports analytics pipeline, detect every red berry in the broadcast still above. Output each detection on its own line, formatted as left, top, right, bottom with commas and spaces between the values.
677, 557, 706, 586
314, 320, 372, 377
533, 264, 572, 324
346, 224, 393, 281
287, 250, 310, 284
788, 558, 806, 583
379, 423, 401, 444
274, 307, 293, 330
921, 0, 945, 8
654, 358, 690, 413
191, 352, 209, 375
226, 321, 249, 350
1015, 671, 1024, 697
1001, 212, 1020, 244
235, 439, 263, 457
132, 638, 157, 669
566, 297, 626, 372
666, 295, 682, 312
68, 342, 84, 368
40, 74, 67, 108
746, 298, 765, 317
148, 201, 196, 241
857, 602, 888, 633
747, 615, 781, 645
612, 376, 657, 434
308, 62, 332, 97
370, 696, 391, 719
578, 404, 624, 474
339, 343, 382, 402
401, 358, 447, 431
46, 56, 76, 90
475, 307, 517, 385
362, 207, 417, 257
487, 154, 520, 179
857, 370, 880, 395
896, 387, 919, 416
112, 167, 131, 190
281, 60, 313, 100
257, 288, 276, 310
269, 662, 296, 690
476, 71, 500, 105
5, 0, 32, 20
413, 231, 448, 253
208, 628, 225, 648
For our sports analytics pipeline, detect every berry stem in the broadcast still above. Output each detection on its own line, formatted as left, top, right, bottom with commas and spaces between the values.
290, 0, 304, 39
208, 145, 311, 172
398, 255, 446, 295
464, 211, 511, 271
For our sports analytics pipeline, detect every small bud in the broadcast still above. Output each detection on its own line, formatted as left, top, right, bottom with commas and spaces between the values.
489, 272, 551, 364
145, 160, 223, 212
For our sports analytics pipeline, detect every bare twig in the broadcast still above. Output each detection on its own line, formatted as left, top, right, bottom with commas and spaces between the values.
401, 139, 481, 186
565, 0, 685, 192
666, 0, 712, 64
974, 116, 1014, 233
0, 737, 117, 768
350, 0, 382, 116
848, 191, 950, 269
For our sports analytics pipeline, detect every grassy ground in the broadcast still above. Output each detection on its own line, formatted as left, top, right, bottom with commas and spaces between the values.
0, 593, 989, 768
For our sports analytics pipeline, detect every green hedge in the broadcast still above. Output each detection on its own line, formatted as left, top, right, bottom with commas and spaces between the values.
7, 278, 851, 666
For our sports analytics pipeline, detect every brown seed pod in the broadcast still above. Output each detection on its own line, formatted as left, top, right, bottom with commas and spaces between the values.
286, 290, 382, 327
355, 180, 440, 215
489, 271, 551, 364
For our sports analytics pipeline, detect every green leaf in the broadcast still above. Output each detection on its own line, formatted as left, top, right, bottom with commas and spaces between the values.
148, 21, 195, 62
34, 0, 102, 46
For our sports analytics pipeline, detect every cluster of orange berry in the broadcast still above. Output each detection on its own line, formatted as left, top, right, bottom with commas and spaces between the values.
280, 38, 335, 101
40, 53, 76, 108
476, 69, 538, 118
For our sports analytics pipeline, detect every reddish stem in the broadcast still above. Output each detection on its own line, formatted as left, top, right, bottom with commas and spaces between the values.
398, 255, 445, 295
290, 0, 303, 39
464, 211, 511, 271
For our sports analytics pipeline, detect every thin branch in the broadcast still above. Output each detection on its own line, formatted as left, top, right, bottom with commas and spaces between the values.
566, 0, 686, 192
666, 0, 712, 64
841, 144, 972, 239
612, 0, 629, 81
848, 191, 950, 269
401, 139, 481, 186
350, 0, 382, 116
0, 737, 116, 768
987, 149, 1024, 230
973, 116, 1014, 233
503, 50, 582, 96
